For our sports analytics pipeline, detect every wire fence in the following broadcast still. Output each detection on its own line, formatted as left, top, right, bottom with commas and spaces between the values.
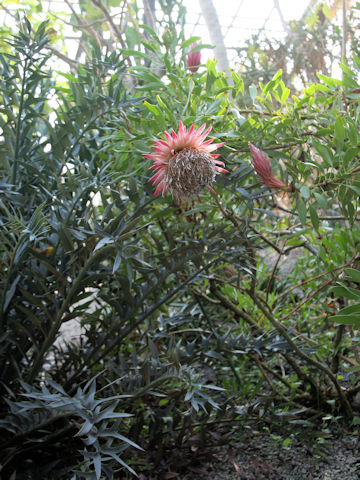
0, 0, 310, 68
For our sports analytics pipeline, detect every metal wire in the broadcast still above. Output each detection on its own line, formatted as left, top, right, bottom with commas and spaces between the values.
0, 0, 292, 48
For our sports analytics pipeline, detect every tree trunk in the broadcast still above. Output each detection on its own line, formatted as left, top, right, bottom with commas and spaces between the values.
199, 0, 232, 83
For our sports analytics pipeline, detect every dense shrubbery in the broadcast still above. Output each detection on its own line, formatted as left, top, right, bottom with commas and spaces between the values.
1, 2, 360, 478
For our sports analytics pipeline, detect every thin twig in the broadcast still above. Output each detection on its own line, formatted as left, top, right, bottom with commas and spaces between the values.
195, 294, 242, 390
249, 225, 282, 253
64, 0, 102, 47
281, 277, 335, 321
90, 0, 127, 51
48, 13, 108, 29
275, 206, 360, 221
47, 46, 78, 69
292, 328, 358, 368
280, 255, 357, 320
273, 0, 289, 32
255, 358, 293, 389
0, 1, 15, 17
275, 256, 358, 304
250, 293, 353, 417
209, 280, 262, 334
253, 353, 276, 392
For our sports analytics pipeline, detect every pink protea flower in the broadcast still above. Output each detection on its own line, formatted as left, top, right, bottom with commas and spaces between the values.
248, 142, 290, 191
144, 121, 227, 203
186, 43, 201, 73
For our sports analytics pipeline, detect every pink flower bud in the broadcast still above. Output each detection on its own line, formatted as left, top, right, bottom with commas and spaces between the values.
248, 142, 289, 190
186, 43, 201, 73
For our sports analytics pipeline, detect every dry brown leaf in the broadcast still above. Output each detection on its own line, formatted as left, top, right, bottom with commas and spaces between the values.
227, 448, 243, 474
188, 466, 209, 474
162, 472, 179, 479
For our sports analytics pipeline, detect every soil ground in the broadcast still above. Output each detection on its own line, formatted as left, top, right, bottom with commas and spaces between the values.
180, 432, 360, 480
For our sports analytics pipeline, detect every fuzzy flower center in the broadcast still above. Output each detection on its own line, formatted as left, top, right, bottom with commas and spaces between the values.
165, 147, 216, 200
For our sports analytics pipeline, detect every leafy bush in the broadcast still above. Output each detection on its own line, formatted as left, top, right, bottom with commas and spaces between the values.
1, 3, 360, 479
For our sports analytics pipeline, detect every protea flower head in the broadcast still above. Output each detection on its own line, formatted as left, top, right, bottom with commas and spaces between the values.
186, 43, 201, 73
248, 142, 290, 190
144, 121, 227, 203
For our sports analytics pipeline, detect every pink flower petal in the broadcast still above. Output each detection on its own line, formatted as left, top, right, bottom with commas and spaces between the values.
145, 122, 227, 201
153, 183, 164, 197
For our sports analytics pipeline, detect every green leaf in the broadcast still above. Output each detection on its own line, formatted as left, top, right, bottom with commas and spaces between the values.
231, 71, 244, 94
181, 37, 201, 49
332, 285, 360, 300
56, 71, 79, 82
139, 24, 161, 43
297, 198, 307, 225
95, 237, 114, 251
113, 252, 122, 273
3, 275, 20, 312
121, 48, 149, 59
263, 80, 275, 97
98, 431, 143, 450
143, 101, 163, 118
332, 313, 360, 327
142, 41, 160, 53
348, 120, 359, 145
343, 147, 358, 167
280, 86, 290, 104
353, 53, 360, 70
125, 26, 142, 50
309, 204, 319, 230
345, 268, 360, 283
312, 140, 333, 167
300, 185, 310, 199
340, 62, 355, 77
313, 192, 328, 209
336, 303, 360, 315
156, 95, 175, 121
352, 416, 360, 426
317, 73, 342, 88
348, 185, 360, 196
334, 117, 345, 145
249, 85, 257, 102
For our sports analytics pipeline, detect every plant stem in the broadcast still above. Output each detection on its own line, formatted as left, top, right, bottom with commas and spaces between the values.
209, 281, 262, 334
195, 294, 242, 390
280, 255, 357, 320
0, 233, 27, 331
281, 277, 335, 321
11, 58, 28, 185
27, 244, 116, 383
275, 255, 357, 304
250, 293, 353, 417
331, 324, 345, 373
64, 259, 218, 389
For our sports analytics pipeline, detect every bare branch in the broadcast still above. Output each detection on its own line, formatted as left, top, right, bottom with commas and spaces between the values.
0, 1, 15, 17
47, 46, 78, 70
64, 0, 102, 47
90, 0, 126, 47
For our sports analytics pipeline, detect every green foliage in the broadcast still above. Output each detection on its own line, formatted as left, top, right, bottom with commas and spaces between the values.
232, 2, 348, 95
1, 3, 360, 479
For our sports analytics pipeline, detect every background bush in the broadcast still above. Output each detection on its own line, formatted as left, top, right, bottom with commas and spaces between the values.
1, 2, 360, 478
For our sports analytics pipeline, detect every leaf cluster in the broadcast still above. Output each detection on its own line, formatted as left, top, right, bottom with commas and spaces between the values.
1, 4, 360, 479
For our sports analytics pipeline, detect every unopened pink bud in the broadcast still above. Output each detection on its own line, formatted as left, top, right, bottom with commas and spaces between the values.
186, 43, 201, 73
248, 142, 288, 190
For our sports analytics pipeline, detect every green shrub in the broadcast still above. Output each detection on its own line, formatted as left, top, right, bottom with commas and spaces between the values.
1, 5, 360, 478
